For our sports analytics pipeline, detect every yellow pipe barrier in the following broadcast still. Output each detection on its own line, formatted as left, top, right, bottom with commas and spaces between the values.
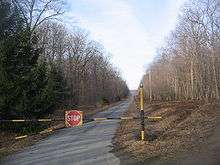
15, 135, 28, 140
141, 131, 145, 141
147, 116, 162, 119
140, 83, 145, 141
94, 118, 107, 121
121, 117, 133, 120
12, 119, 25, 122
38, 119, 52, 122
39, 128, 53, 134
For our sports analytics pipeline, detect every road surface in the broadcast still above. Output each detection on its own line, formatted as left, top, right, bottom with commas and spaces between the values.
1, 99, 133, 165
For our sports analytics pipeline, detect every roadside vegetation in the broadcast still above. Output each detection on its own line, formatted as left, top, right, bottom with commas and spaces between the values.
115, 100, 220, 164
115, 0, 220, 163
143, 0, 220, 101
0, 0, 129, 154
0, 0, 129, 122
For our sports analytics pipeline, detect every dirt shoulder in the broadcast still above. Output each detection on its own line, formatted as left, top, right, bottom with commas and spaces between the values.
0, 99, 125, 159
114, 100, 220, 165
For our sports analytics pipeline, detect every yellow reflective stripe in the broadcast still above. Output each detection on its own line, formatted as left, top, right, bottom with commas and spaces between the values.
140, 85, 144, 110
15, 135, 27, 139
94, 118, 106, 121
12, 119, 25, 122
38, 119, 52, 122
141, 131, 145, 140
39, 130, 46, 134
147, 116, 162, 119
39, 128, 53, 134
48, 128, 53, 132
121, 117, 133, 120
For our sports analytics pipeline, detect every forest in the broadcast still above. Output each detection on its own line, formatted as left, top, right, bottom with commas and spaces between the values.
0, 0, 129, 120
143, 0, 220, 102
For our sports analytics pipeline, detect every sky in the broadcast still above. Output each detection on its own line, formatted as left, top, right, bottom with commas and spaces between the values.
63, 0, 187, 90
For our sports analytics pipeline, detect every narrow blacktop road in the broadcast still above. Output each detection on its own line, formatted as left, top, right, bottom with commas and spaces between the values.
1, 99, 132, 165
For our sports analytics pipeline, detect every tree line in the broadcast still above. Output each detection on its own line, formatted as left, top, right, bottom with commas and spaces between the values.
0, 0, 129, 120
142, 0, 220, 102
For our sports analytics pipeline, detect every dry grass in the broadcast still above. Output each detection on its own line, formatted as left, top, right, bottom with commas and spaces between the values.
115, 100, 220, 162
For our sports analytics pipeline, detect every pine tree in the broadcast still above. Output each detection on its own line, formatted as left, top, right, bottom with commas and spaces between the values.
0, 1, 49, 119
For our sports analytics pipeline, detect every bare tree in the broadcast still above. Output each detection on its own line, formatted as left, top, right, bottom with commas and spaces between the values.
13, 0, 64, 34
142, 0, 220, 102
36, 21, 129, 106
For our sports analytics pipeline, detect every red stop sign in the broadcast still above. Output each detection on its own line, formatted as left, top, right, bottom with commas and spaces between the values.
65, 110, 83, 127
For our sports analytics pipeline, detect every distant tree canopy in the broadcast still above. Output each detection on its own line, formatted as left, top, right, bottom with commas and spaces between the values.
142, 0, 220, 102
36, 22, 129, 106
0, 0, 129, 119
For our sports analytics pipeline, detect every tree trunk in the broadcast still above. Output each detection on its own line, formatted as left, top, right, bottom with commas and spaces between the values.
212, 53, 219, 99
149, 70, 152, 102
190, 60, 194, 99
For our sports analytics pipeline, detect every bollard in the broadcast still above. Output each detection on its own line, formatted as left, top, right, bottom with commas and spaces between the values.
140, 83, 145, 141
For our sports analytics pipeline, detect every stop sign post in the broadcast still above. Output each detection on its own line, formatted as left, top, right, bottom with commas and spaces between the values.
65, 110, 83, 127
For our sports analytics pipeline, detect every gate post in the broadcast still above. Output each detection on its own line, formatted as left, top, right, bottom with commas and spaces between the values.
140, 83, 145, 141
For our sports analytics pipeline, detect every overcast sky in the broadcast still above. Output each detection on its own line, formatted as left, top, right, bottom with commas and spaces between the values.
63, 0, 187, 90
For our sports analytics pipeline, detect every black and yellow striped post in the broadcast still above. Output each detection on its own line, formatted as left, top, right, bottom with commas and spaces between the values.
140, 83, 145, 141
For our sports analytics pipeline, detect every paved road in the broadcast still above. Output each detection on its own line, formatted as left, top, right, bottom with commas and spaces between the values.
1, 100, 131, 165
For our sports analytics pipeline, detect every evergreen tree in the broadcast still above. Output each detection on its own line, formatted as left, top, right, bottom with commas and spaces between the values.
0, 1, 30, 118
0, 1, 56, 119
